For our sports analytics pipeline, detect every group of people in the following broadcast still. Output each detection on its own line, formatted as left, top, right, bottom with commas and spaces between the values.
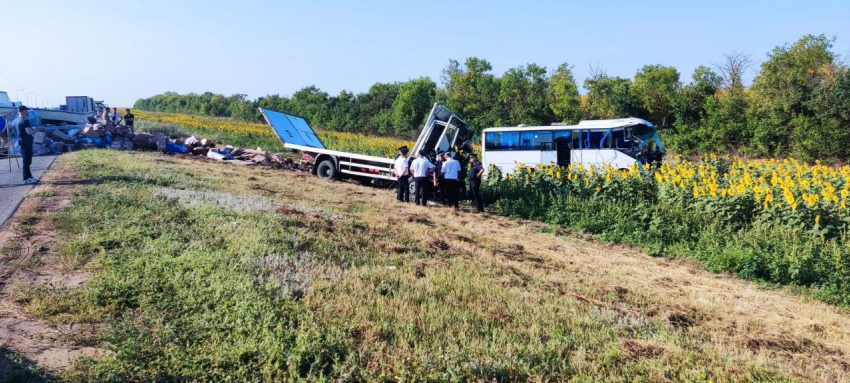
94, 107, 135, 132
392, 146, 485, 213
9, 106, 136, 185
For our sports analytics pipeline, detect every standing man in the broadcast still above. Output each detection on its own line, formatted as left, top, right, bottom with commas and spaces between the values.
468, 154, 485, 213
434, 151, 446, 205
393, 146, 410, 203
410, 149, 435, 206
124, 108, 135, 133
12, 106, 38, 184
440, 151, 461, 210
110, 107, 122, 126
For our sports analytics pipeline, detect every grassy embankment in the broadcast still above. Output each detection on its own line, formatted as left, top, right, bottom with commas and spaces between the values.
12, 150, 850, 381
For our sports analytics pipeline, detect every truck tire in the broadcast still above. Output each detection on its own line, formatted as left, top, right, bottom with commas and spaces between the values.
316, 160, 337, 180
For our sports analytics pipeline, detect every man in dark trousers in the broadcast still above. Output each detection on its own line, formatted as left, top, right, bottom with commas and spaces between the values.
12, 106, 38, 184
124, 108, 135, 133
468, 154, 485, 213
392, 146, 410, 203
434, 151, 446, 205
410, 149, 435, 206
440, 151, 461, 210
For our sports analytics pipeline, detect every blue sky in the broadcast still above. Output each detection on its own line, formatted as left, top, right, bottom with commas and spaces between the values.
2, 0, 848, 107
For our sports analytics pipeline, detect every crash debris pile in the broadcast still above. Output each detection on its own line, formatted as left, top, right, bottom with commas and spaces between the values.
18, 123, 307, 170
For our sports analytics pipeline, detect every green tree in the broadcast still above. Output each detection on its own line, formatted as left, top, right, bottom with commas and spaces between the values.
666, 66, 722, 152
500, 64, 553, 126
392, 77, 437, 136
750, 34, 839, 154
548, 63, 582, 124
443, 57, 503, 134
583, 73, 643, 119
632, 64, 681, 127
360, 82, 400, 134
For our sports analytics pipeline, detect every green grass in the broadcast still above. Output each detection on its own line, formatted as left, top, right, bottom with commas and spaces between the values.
22, 150, 803, 382
485, 176, 850, 307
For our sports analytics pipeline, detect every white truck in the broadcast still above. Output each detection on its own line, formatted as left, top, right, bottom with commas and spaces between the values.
259, 104, 473, 190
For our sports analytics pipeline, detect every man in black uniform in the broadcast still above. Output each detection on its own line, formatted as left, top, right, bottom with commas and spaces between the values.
124, 108, 135, 133
12, 106, 38, 184
434, 151, 447, 205
468, 154, 484, 213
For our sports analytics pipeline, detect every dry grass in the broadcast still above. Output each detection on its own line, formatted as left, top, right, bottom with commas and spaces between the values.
6, 150, 850, 381
156, 152, 850, 381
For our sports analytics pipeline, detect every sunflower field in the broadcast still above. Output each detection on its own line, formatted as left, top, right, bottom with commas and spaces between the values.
486, 156, 850, 304
135, 110, 413, 158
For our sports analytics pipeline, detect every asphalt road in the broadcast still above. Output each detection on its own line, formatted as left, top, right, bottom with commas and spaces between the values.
0, 154, 58, 227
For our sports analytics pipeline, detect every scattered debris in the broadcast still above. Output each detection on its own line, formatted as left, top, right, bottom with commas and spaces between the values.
11, 123, 306, 171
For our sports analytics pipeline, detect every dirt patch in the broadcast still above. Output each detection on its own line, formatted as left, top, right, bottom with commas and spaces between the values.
426, 238, 450, 252
408, 213, 433, 226
621, 339, 667, 359
0, 163, 107, 374
663, 309, 700, 329
746, 335, 813, 353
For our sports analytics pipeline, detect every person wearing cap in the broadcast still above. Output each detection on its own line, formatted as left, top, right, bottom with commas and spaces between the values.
440, 151, 461, 210
410, 149, 436, 206
393, 146, 410, 203
433, 151, 447, 205
12, 106, 38, 184
468, 154, 485, 213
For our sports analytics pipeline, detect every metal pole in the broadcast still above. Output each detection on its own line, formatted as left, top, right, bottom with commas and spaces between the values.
26, 92, 33, 106
16, 89, 24, 102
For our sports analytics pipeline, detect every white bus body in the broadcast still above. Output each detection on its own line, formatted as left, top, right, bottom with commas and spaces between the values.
482, 118, 664, 175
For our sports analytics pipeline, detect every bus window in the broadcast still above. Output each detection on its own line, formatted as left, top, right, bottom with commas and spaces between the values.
586, 131, 605, 149
520, 131, 553, 150
554, 131, 575, 149
485, 131, 520, 151
610, 129, 626, 148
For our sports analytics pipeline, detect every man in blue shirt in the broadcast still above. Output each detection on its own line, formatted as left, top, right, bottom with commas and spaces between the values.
12, 106, 38, 183
440, 151, 461, 210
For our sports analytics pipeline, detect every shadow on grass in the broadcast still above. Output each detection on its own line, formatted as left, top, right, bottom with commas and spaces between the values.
0, 346, 56, 383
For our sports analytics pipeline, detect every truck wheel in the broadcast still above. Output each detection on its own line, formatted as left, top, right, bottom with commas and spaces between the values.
316, 160, 337, 180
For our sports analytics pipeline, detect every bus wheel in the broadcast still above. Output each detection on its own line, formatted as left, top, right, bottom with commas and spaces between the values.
316, 160, 337, 180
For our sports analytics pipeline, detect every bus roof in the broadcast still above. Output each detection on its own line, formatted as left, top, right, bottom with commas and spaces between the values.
483, 117, 655, 133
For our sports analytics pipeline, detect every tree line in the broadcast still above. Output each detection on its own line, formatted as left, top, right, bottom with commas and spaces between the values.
134, 34, 850, 161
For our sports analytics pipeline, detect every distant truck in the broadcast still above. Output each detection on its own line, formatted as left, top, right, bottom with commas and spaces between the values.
65, 96, 106, 114
260, 104, 474, 191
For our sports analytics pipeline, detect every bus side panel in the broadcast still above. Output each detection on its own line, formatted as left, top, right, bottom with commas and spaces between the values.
540, 151, 557, 166
484, 150, 551, 175
572, 150, 638, 169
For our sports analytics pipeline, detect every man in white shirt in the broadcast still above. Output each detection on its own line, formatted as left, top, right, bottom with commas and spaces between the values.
440, 151, 461, 210
110, 108, 122, 126
392, 146, 410, 203
410, 149, 435, 206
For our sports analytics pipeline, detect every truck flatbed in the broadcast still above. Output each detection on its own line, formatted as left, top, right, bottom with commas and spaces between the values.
260, 104, 473, 186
